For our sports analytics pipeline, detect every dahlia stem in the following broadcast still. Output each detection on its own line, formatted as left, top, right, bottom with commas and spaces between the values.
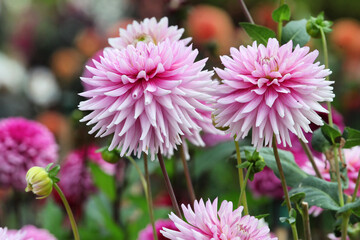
301, 202, 312, 240
180, 144, 196, 204
341, 196, 352, 240
352, 169, 360, 202
144, 154, 158, 240
334, 148, 344, 207
54, 184, 80, 240
239, 163, 253, 208
272, 135, 299, 240
157, 153, 182, 218
319, 27, 334, 127
299, 139, 323, 179
277, 0, 285, 42
238, 0, 254, 24
234, 138, 249, 215
127, 156, 147, 192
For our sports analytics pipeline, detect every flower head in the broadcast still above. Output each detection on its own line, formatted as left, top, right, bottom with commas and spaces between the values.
214, 38, 334, 149
0, 117, 58, 190
7, 225, 57, 240
138, 219, 177, 240
0, 228, 25, 240
25, 166, 54, 199
79, 39, 214, 160
161, 198, 277, 240
108, 17, 190, 49
248, 166, 284, 199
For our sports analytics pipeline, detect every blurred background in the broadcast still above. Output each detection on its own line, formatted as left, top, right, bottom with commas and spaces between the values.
0, 0, 360, 239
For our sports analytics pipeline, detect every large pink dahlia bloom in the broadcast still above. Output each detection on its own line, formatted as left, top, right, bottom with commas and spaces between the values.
108, 17, 190, 50
214, 38, 334, 149
160, 198, 277, 240
0, 117, 58, 190
79, 39, 214, 160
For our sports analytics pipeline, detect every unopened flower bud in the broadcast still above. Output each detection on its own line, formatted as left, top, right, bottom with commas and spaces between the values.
25, 167, 53, 199
101, 148, 121, 164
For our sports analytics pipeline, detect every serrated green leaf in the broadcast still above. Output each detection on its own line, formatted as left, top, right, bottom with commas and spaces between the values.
311, 128, 332, 152
239, 22, 276, 45
343, 127, 360, 148
282, 19, 310, 47
337, 199, 360, 217
89, 162, 116, 201
272, 4, 291, 23
321, 123, 342, 144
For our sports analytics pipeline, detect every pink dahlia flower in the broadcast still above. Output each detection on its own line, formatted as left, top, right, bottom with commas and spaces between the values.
0, 117, 58, 190
0, 228, 25, 240
108, 17, 190, 50
248, 166, 284, 199
56, 145, 115, 210
214, 38, 334, 149
7, 225, 57, 240
138, 219, 177, 240
79, 39, 215, 160
160, 198, 277, 240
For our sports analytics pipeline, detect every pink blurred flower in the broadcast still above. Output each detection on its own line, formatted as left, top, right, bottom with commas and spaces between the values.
0, 227, 25, 240
138, 219, 177, 240
79, 38, 215, 160
327, 233, 349, 240
161, 198, 277, 240
0, 118, 58, 190
56, 145, 115, 209
248, 166, 284, 199
214, 38, 334, 150
108, 17, 190, 50
7, 225, 56, 240
202, 132, 232, 147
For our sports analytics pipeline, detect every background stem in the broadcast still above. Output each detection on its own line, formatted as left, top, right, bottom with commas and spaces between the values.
234, 139, 249, 214
299, 139, 323, 179
180, 144, 196, 204
157, 153, 182, 218
54, 184, 80, 240
238, 0, 254, 24
301, 202, 312, 240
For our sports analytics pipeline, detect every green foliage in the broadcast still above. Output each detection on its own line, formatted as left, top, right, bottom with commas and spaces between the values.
239, 23, 276, 45
321, 123, 342, 144
281, 19, 311, 47
312, 128, 332, 152
46, 163, 60, 183
337, 199, 360, 217
290, 192, 306, 205
39, 200, 67, 239
280, 208, 297, 224
89, 162, 116, 201
343, 127, 360, 148
306, 12, 333, 38
272, 4, 291, 23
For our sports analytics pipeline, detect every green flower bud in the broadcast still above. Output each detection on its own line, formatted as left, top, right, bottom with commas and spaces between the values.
306, 20, 321, 38
306, 13, 333, 39
101, 148, 121, 164
25, 167, 53, 199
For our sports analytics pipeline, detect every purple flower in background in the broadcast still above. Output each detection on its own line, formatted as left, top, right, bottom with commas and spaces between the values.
0, 117, 58, 190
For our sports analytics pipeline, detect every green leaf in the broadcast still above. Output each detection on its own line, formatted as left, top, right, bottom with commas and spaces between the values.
272, 4, 291, 23
255, 213, 270, 219
89, 162, 116, 201
311, 128, 332, 153
290, 192, 306, 205
337, 199, 360, 217
281, 19, 311, 47
321, 123, 342, 144
39, 200, 67, 239
237, 161, 250, 169
239, 22, 276, 45
343, 127, 360, 148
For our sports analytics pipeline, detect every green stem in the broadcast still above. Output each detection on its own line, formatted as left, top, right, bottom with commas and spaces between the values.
277, 0, 285, 42
334, 148, 344, 207
127, 156, 147, 192
301, 202, 312, 240
352, 169, 360, 202
341, 196, 352, 240
320, 28, 334, 127
54, 184, 80, 240
272, 135, 299, 240
238, 0, 254, 24
239, 163, 253, 205
144, 155, 158, 240
299, 139, 323, 179
180, 144, 196, 204
234, 138, 249, 215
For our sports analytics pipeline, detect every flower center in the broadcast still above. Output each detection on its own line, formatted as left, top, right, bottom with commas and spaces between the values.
261, 56, 279, 72
133, 34, 156, 46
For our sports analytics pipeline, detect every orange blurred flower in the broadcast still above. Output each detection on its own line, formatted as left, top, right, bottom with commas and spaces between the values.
186, 5, 236, 55
75, 28, 105, 57
37, 111, 68, 138
251, 3, 277, 32
50, 48, 83, 81
331, 19, 360, 57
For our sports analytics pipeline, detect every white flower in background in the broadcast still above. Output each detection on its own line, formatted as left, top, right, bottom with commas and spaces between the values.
0, 53, 26, 94
27, 67, 61, 107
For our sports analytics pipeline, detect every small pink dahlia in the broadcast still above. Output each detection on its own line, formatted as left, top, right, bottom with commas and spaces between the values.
0, 227, 25, 240
160, 198, 277, 240
248, 166, 284, 199
108, 17, 190, 50
0, 117, 58, 190
214, 38, 334, 149
79, 39, 214, 160
7, 225, 57, 240
138, 219, 177, 240
56, 145, 115, 210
